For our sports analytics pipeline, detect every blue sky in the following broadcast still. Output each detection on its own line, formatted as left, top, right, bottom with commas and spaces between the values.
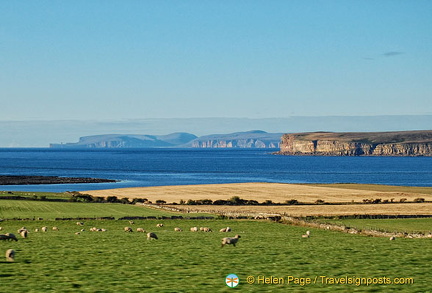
1, 1, 431, 121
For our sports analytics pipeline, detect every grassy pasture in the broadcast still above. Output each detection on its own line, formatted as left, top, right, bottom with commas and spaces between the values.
0, 219, 430, 292
316, 218, 432, 234
0, 200, 212, 220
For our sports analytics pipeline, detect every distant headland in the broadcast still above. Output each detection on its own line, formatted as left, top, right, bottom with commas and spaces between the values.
50, 131, 283, 149
275, 130, 432, 156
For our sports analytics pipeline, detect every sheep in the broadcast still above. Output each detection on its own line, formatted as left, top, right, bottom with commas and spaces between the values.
221, 235, 241, 247
34, 228, 39, 232
124, 227, 133, 232
0, 233, 18, 241
156, 224, 164, 228
0, 227, 2, 231
174, 227, 182, 232
302, 231, 310, 238
389, 236, 396, 241
190, 227, 198, 232
136, 228, 146, 233
5, 249, 15, 262
52, 226, 59, 231
18, 227, 27, 233
201, 227, 212, 232
20, 230, 28, 239
75, 232, 81, 235
129, 221, 135, 225
147, 232, 158, 240
41, 226, 48, 232
219, 227, 231, 232
76, 222, 84, 226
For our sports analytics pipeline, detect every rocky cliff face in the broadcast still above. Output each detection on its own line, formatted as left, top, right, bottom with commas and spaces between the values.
277, 131, 432, 156
190, 139, 279, 148
185, 131, 282, 148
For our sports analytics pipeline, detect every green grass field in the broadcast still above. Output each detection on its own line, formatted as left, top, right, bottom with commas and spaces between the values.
0, 200, 213, 220
1, 217, 431, 292
316, 218, 432, 234
1, 197, 431, 292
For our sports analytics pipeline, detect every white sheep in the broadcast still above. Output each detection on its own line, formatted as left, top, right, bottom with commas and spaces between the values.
18, 227, 27, 233
201, 227, 212, 232
52, 226, 59, 231
34, 228, 39, 232
190, 227, 198, 232
20, 230, 28, 238
174, 227, 182, 232
136, 228, 146, 233
147, 232, 158, 240
41, 226, 48, 232
219, 227, 231, 232
302, 231, 310, 238
221, 235, 241, 247
389, 236, 396, 241
129, 221, 135, 225
156, 223, 164, 227
5, 249, 15, 262
124, 227, 133, 232
76, 222, 84, 226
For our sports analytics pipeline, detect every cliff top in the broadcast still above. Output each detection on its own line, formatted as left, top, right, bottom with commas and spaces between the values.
283, 130, 432, 144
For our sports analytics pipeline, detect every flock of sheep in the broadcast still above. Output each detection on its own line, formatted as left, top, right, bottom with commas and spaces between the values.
0, 223, 243, 262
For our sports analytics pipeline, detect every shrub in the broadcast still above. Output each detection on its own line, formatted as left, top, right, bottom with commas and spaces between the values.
285, 199, 298, 205
186, 199, 197, 205
106, 196, 119, 203
155, 200, 166, 205
229, 196, 246, 205
213, 200, 228, 205
262, 200, 274, 205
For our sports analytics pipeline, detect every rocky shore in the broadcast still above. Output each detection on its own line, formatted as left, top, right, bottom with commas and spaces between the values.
0, 175, 116, 185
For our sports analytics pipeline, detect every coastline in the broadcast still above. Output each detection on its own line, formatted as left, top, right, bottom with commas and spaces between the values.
0, 175, 116, 185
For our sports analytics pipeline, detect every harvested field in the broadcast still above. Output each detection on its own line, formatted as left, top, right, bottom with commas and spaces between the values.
85, 182, 432, 204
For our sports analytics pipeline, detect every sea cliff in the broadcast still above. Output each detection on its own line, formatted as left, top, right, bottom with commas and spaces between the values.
276, 130, 432, 156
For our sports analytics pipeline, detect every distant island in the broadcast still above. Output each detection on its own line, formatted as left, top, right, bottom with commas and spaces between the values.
50, 131, 283, 149
276, 130, 432, 156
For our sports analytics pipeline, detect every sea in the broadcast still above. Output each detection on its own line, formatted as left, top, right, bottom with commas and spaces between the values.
0, 148, 431, 192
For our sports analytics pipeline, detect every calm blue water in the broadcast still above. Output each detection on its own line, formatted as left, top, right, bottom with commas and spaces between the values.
0, 148, 431, 192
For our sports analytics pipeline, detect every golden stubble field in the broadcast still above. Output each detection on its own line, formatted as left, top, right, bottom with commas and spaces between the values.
85, 183, 432, 217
